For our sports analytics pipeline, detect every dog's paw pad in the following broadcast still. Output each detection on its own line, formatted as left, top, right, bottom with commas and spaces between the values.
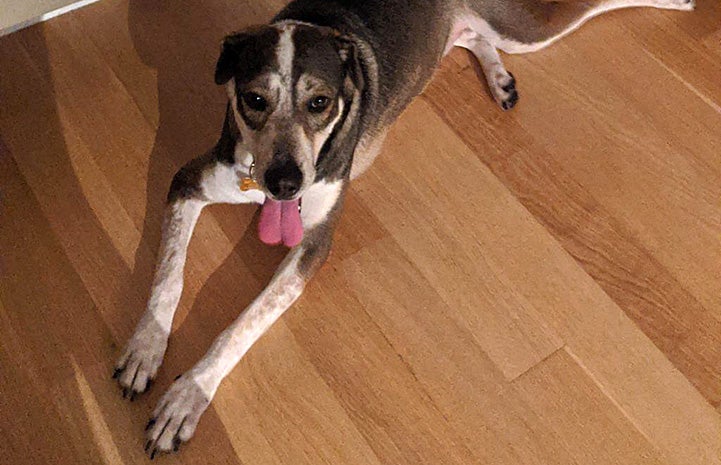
493, 71, 519, 111
500, 72, 516, 93
501, 91, 519, 110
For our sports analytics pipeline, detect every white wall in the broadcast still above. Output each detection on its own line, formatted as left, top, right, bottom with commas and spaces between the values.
0, 0, 100, 36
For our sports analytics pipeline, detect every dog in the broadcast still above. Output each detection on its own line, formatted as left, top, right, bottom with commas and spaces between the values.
113, 0, 694, 457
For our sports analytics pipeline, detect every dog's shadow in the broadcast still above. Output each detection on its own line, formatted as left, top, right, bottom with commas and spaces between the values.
123, 0, 287, 403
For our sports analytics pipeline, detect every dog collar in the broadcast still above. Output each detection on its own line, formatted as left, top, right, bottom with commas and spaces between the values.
240, 161, 260, 191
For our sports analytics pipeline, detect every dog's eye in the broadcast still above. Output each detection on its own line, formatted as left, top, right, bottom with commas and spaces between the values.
242, 92, 267, 112
308, 95, 331, 113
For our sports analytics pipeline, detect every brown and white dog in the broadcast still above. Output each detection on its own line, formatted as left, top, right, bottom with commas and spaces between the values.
113, 0, 694, 457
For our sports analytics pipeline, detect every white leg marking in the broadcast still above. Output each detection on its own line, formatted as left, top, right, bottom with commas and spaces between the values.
115, 199, 205, 395
193, 248, 305, 397
144, 177, 345, 454
450, 0, 693, 107
146, 200, 205, 333
456, 0, 693, 55
116, 155, 263, 396
455, 31, 518, 110
146, 248, 307, 453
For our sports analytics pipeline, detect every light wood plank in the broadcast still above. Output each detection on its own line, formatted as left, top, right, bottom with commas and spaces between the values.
513, 347, 668, 465
425, 33, 721, 404
353, 99, 721, 465
1, 1, 719, 464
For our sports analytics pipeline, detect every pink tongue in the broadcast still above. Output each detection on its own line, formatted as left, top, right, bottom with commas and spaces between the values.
258, 198, 303, 247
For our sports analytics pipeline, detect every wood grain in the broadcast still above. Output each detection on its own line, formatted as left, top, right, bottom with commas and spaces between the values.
1, 1, 719, 464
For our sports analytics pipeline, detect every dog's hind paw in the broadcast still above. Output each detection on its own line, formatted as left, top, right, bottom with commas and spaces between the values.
659, 0, 695, 10
679, 0, 695, 11
145, 374, 210, 459
492, 71, 519, 111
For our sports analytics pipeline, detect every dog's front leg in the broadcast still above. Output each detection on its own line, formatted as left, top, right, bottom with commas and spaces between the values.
144, 180, 344, 458
114, 150, 263, 399
113, 197, 204, 398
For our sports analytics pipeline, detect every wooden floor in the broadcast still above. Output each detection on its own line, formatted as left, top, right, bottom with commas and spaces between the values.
1, 0, 720, 463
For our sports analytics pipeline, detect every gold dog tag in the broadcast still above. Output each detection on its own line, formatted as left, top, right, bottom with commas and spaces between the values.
240, 177, 260, 191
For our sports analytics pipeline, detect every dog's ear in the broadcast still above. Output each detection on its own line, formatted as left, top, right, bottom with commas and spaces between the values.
334, 35, 365, 95
214, 32, 252, 85
215, 27, 276, 85
315, 35, 370, 179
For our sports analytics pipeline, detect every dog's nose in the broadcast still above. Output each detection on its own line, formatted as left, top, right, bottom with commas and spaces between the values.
264, 160, 303, 199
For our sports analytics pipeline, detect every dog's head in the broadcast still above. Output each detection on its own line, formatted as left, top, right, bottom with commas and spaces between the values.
215, 22, 364, 200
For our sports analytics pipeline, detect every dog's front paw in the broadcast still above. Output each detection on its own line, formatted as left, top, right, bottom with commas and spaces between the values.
145, 374, 210, 459
113, 320, 168, 400
490, 70, 519, 111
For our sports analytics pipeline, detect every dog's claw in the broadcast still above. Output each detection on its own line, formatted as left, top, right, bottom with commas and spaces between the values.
501, 72, 516, 93
114, 323, 168, 400
492, 71, 519, 111
145, 418, 156, 431
144, 378, 208, 457
502, 89, 519, 110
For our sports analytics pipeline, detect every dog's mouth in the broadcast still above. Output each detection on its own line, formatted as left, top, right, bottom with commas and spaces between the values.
240, 163, 305, 248
258, 196, 303, 247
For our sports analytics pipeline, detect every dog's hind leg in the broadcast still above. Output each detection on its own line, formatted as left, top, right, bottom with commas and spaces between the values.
143, 179, 346, 458
462, 0, 695, 56
456, 0, 694, 109
454, 31, 519, 110
113, 143, 264, 399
